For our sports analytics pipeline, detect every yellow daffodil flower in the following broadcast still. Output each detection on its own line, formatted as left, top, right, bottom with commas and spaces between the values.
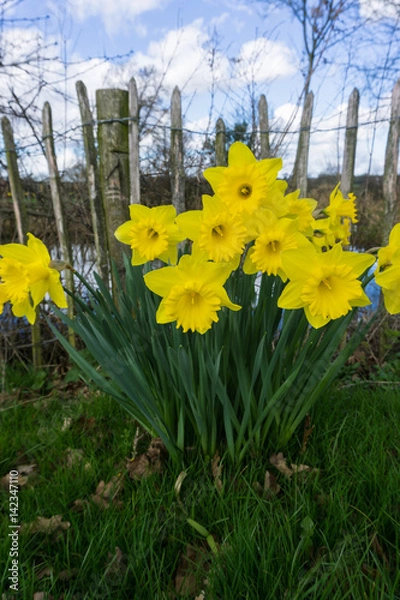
144, 254, 241, 334
285, 189, 318, 235
0, 233, 68, 324
243, 212, 309, 280
311, 215, 351, 249
176, 195, 248, 263
376, 222, 400, 269
278, 242, 375, 328
374, 223, 400, 314
114, 204, 185, 265
203, 142, 282, 216
324, 184, 358, 224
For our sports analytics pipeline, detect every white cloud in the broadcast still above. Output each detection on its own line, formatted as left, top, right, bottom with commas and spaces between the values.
233, 38, 298, 84
359, 0, 400, 20
66, 0, 171, 35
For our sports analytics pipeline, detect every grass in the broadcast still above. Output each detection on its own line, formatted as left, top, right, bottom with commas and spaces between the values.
0, 371, 399, 599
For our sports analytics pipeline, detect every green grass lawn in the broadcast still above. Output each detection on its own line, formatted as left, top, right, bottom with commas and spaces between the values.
1, 378, 399, 599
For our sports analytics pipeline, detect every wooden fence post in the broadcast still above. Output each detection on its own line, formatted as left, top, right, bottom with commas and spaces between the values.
341, 88, 359, 197
170, 86, 185, 214
96, 88, 130, 291
76, 80, 109, 282
215, 118, 227, 166
129, 77, 141, 205
291, 91, 314, 197
382, 78, 400, 244
42, 101, 75, 345
1, 116, 42, 367
258, 95, 271, 159
1, 117, 29, 243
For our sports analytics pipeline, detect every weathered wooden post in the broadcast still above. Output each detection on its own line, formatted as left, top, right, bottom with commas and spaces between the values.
170, 86, 185, 214
215, 118, 227, 166
1, 117, 29, 242
42, 101, 75, 345
96, 88, 130, 291
258, 94, 271, 159
76, 80, 109, 282
341, 88, 359, 198
129, 77, 141, 205
291, 91, 314, 196
382, 78, 400, 244
1, 116, 42, 367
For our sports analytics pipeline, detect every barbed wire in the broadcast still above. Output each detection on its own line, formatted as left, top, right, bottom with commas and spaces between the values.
0, 112, 397, 161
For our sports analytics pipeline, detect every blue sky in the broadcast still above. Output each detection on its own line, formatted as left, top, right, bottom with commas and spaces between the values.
2, 0, 397, 178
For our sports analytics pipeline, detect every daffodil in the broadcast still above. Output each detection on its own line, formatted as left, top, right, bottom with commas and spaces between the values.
311, 215, 352, 249
278, 242, 375, 328
243, 212, 308, 280
376, 222, 400, 269
114, 204, 185, 265
285, 190, 318, 235
324, 184, 358, 223
0, 233, 68, 324
203, 142, 282, 216
374, 223, 400, 314
176, 195, 247, 262
144, 254, 241, 334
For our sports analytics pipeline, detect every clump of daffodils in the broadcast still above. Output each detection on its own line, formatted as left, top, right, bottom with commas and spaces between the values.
114, 142, 398, 333
0, 233, 67, 324
1, 142, 399, 331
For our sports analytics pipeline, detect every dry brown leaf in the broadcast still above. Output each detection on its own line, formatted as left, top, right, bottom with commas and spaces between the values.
126, 437, 166, 480
65, 448, 84, 468
174, 544, 210, 597
270, 452, 319, 479
105, 546, 127, 578
1, 464, 37, 489
72, 498, 88, 512
174, 471, 188, 498
33, 593, 54, 600
263, 470, 281, 495
211, 454, 223, 493
61, 417, 72, 431
300, 414, 315, 454
58, 568, 79, 581
253, 470, 281, 498
269, 452, 294, 477
22, 515, 70, 538
36, 566, 52, 580
91, 474, 124, 509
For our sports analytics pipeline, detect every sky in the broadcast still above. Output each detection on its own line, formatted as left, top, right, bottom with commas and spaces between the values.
1, 0, 398, 179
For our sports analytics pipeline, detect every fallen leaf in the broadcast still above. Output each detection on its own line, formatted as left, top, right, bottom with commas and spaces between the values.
61, 417, 72, 431
36, 566, 53, 580
269, 453, 293, 477
126, 437, 166, 480
263, 470, 281, 495
105, 546, 127, 578
1, 464, 37, 489
22, 515, 70, 538
65, 448, 84, 468
91, 475, 124, 509
58, 568, 79, 580
174, 471, 188, 498
270, 452, 319, 479
300, 414, 315, 454
211, 454, 223, 493
174, 544, 210, 597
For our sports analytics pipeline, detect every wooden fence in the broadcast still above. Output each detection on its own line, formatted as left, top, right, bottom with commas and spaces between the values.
1, 75, 400, 364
